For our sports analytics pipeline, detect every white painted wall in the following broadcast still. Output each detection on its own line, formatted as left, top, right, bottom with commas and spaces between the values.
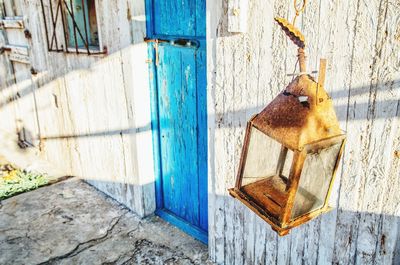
207, 0, 400, 264
0, 0, 155, 217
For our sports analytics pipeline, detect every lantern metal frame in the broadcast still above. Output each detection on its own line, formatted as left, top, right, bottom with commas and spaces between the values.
229, 119, 345, 236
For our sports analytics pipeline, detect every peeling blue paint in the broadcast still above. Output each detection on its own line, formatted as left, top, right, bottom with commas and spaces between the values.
146, 0, 207, 244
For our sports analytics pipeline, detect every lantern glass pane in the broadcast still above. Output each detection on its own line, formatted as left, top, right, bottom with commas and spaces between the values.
240, 126, 293, 216
291, 142, 343, 219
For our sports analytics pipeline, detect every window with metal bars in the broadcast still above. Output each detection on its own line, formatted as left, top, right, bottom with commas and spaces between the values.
40, 0, 106, 55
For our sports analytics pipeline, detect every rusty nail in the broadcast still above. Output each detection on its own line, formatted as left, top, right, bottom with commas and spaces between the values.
24, 29, 32, 39
30, 67, 38, 75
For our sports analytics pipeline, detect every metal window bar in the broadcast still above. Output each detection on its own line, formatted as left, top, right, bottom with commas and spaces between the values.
39, 0, 106, 55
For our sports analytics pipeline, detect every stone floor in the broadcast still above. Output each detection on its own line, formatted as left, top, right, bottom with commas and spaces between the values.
0, 178, 211, 265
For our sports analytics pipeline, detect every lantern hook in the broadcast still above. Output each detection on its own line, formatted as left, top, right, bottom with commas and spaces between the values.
293, 0, 307, 25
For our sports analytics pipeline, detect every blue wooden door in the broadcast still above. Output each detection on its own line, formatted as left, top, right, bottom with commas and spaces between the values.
146, 0, 208, 243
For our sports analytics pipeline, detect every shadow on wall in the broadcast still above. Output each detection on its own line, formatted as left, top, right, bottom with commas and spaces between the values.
0, 64, 98, 110
40, 126, 152, 140
210, 194, 400, 265
12, 75, 399, 142
1, 73, 399, 132
0, 40, 150, 133
0, 41, 154, 201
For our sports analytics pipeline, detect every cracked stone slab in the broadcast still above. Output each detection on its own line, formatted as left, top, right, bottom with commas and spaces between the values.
0, 178, 211, 265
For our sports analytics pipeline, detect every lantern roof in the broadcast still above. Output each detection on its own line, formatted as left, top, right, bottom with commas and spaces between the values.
252, 74, 342, 151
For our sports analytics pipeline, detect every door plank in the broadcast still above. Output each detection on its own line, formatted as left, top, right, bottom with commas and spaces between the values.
157, 44, 200, 226
1, 17, 24, 29
153, 0, 204, 37
196, 47, 208, 231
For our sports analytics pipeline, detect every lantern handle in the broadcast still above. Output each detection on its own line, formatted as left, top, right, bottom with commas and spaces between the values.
274, 0, 307, 47
274, 17, 307, 73
274, 17, 305, 49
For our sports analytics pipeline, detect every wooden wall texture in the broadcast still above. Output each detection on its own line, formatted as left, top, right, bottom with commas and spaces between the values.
207, 0, 400, 264
0, 0, 155, 217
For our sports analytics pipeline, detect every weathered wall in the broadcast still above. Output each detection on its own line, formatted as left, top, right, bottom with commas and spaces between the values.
0, 0, 155, 217
207, 0, 400, 264
2, 0, 400, 263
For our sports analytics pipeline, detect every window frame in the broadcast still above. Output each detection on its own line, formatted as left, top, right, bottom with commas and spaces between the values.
40, 0, 106, 55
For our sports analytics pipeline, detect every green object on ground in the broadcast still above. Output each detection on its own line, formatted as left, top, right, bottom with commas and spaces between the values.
0, 169, 48, 200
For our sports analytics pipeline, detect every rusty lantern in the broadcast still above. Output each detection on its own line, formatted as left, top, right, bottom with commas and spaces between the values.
228, 18, 346, 236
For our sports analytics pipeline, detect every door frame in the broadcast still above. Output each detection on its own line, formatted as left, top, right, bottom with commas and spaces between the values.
145, 0, 208, 244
